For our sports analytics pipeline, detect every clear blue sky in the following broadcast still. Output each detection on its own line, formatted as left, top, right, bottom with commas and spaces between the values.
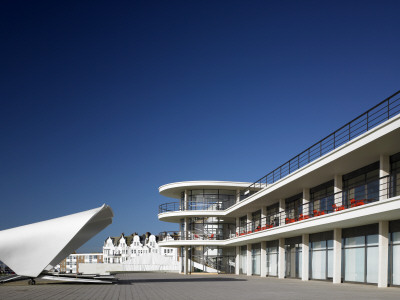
1, 1, 399, 252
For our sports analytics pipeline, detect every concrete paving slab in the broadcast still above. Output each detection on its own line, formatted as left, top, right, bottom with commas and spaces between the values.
0, 272, 399, 300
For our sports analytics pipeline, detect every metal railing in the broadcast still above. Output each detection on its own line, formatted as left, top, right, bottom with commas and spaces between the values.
159, 202, 181, 213
237, 175, 398, 235
190, 255, 236, 274
158, 226, 236, 242
238, 90, 400, 201
159, 196, 236, 214
159, 175, 399, 241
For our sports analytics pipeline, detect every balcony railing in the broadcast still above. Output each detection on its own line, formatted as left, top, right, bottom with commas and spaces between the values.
159, 197, 235, 214
238, 90, 400, 201
158, 227, 236, 242
159, 175, 399, 242
237, 175, 398, 236
159, 202, 181, 213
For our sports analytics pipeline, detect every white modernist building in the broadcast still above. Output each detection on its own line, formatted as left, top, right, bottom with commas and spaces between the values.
158, 91, 400, 287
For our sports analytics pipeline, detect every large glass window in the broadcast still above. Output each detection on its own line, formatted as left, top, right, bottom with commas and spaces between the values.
390, 152, 400, 197
342, 224, 378, 284
390, 220, 400, 286
266, 203, 280, 227
266, 240, 279, 276
190, 246, 235, 274
252, 210, 261, 232
180, 191, 185, 210
285, 236, 302, 278
310, 181, 334, 214
251, 243, 261, 275
189, 217, 235, 240
239, 216, 247, 235
342, 162, 379, 206
187, 189, 236, 210
285, 193, 302, 223
240, 245, 247, 274
309, 231, 333, 280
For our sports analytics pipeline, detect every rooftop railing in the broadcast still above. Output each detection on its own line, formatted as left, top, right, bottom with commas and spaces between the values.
239, 90, 400, 200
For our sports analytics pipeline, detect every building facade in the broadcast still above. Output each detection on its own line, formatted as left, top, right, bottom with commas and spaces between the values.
103, 233, 178, 264
158, 91, 400, 287
58, 253, 103, 274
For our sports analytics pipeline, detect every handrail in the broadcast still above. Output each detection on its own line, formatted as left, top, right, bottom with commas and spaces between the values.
238, 90, 400, 201
159, 196, 236, 214
159, 175, 399, 241
158, 226, 236, 242
237, 175, 396, 235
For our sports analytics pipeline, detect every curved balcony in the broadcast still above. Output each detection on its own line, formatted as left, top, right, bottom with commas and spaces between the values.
158, 228, 236, 243
159, 196, 235, 214
160, 176, 398, 242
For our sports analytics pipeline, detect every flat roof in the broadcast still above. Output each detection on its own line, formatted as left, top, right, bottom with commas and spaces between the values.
159, 181, 256, 199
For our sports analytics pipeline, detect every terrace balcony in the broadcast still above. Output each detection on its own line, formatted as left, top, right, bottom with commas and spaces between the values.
159, 196, 236, 214
158, 176, 400, 246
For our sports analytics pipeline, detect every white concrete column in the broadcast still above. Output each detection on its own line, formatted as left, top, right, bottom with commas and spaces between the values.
184, 189, 188, 210
261, 241, 267, 277
290, 247, 296, 277
378, 221, 389, 287
279, 199, 285, 225
261, 206, 267, 227
334, 175, 342, 206
303, 188, 310, 216
333, 228, 342, 284
247, 212, 252, 233
236, 217, 240, 237
236, 189, 241, 203
247, 244, 252, 276
302, 188, 310, 204
184, 217, 188, 240
278, 238, 285, 279
302, 234, 309, 281
184, 246, 189, 275
380, 155, 390, 200
235, 246, 240, 275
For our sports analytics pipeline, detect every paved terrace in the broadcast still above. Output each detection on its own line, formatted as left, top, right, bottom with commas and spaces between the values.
1, 273, 399, 300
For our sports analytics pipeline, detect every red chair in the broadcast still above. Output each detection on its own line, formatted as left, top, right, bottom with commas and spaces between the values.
210, 234, 214, 239
333, 204, 345, 211
314, 210, 324, 216
261, 226, 267, 230
285, 218, 295, 223
355, 199, 365, 206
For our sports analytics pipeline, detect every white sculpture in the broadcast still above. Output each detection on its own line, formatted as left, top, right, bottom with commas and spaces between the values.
0, 204, 113, 284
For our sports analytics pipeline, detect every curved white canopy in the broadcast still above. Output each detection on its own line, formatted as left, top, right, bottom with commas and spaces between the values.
0, 204, 113, 277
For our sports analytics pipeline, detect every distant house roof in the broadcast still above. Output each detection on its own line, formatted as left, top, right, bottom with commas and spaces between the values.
106, 233, 154, 246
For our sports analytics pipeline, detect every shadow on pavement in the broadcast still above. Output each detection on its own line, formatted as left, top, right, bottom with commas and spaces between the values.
117, 277, 247, 285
